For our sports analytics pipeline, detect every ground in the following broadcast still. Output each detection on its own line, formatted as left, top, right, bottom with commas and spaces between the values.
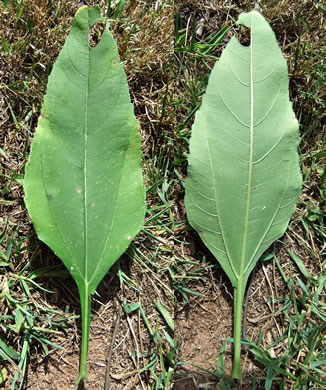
0, 0, 325, 389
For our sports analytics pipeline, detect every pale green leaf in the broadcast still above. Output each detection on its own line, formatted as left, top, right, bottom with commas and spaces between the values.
185, 10, 302, 378
23, 6, 145, 384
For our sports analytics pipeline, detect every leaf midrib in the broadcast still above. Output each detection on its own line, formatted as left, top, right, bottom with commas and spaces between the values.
238, 16, 254, 284
83, 17, 90, 286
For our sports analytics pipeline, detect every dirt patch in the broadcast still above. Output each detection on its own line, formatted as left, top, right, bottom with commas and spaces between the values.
175, 272, 233, 372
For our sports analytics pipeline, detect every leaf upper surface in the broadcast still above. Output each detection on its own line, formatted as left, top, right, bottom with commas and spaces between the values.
185, 11, 302, 287
24, 6, 145, 293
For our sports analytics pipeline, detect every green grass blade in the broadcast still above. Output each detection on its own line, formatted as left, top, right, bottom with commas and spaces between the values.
154, 301, 174, 331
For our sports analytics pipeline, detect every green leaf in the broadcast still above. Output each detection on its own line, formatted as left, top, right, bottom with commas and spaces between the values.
185, 10, 301, 378
23, 6, 145, 385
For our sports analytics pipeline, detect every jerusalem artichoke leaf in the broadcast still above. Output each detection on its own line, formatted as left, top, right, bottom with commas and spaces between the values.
185, 10, 302, 378
23, 6, 145, 385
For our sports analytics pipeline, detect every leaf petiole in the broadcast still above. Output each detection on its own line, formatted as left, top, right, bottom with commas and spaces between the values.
232, 284, 245, 379
75, 284, 91, 387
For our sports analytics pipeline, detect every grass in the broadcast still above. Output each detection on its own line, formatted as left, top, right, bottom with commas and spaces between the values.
0, 0, 325, 388
122, 300, 175, 389
0, 221, 76, 388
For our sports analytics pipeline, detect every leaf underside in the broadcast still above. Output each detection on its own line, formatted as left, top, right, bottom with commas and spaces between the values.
185, 11, 302, 378
24, 6, 145, 295
185, 10, 302, 291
